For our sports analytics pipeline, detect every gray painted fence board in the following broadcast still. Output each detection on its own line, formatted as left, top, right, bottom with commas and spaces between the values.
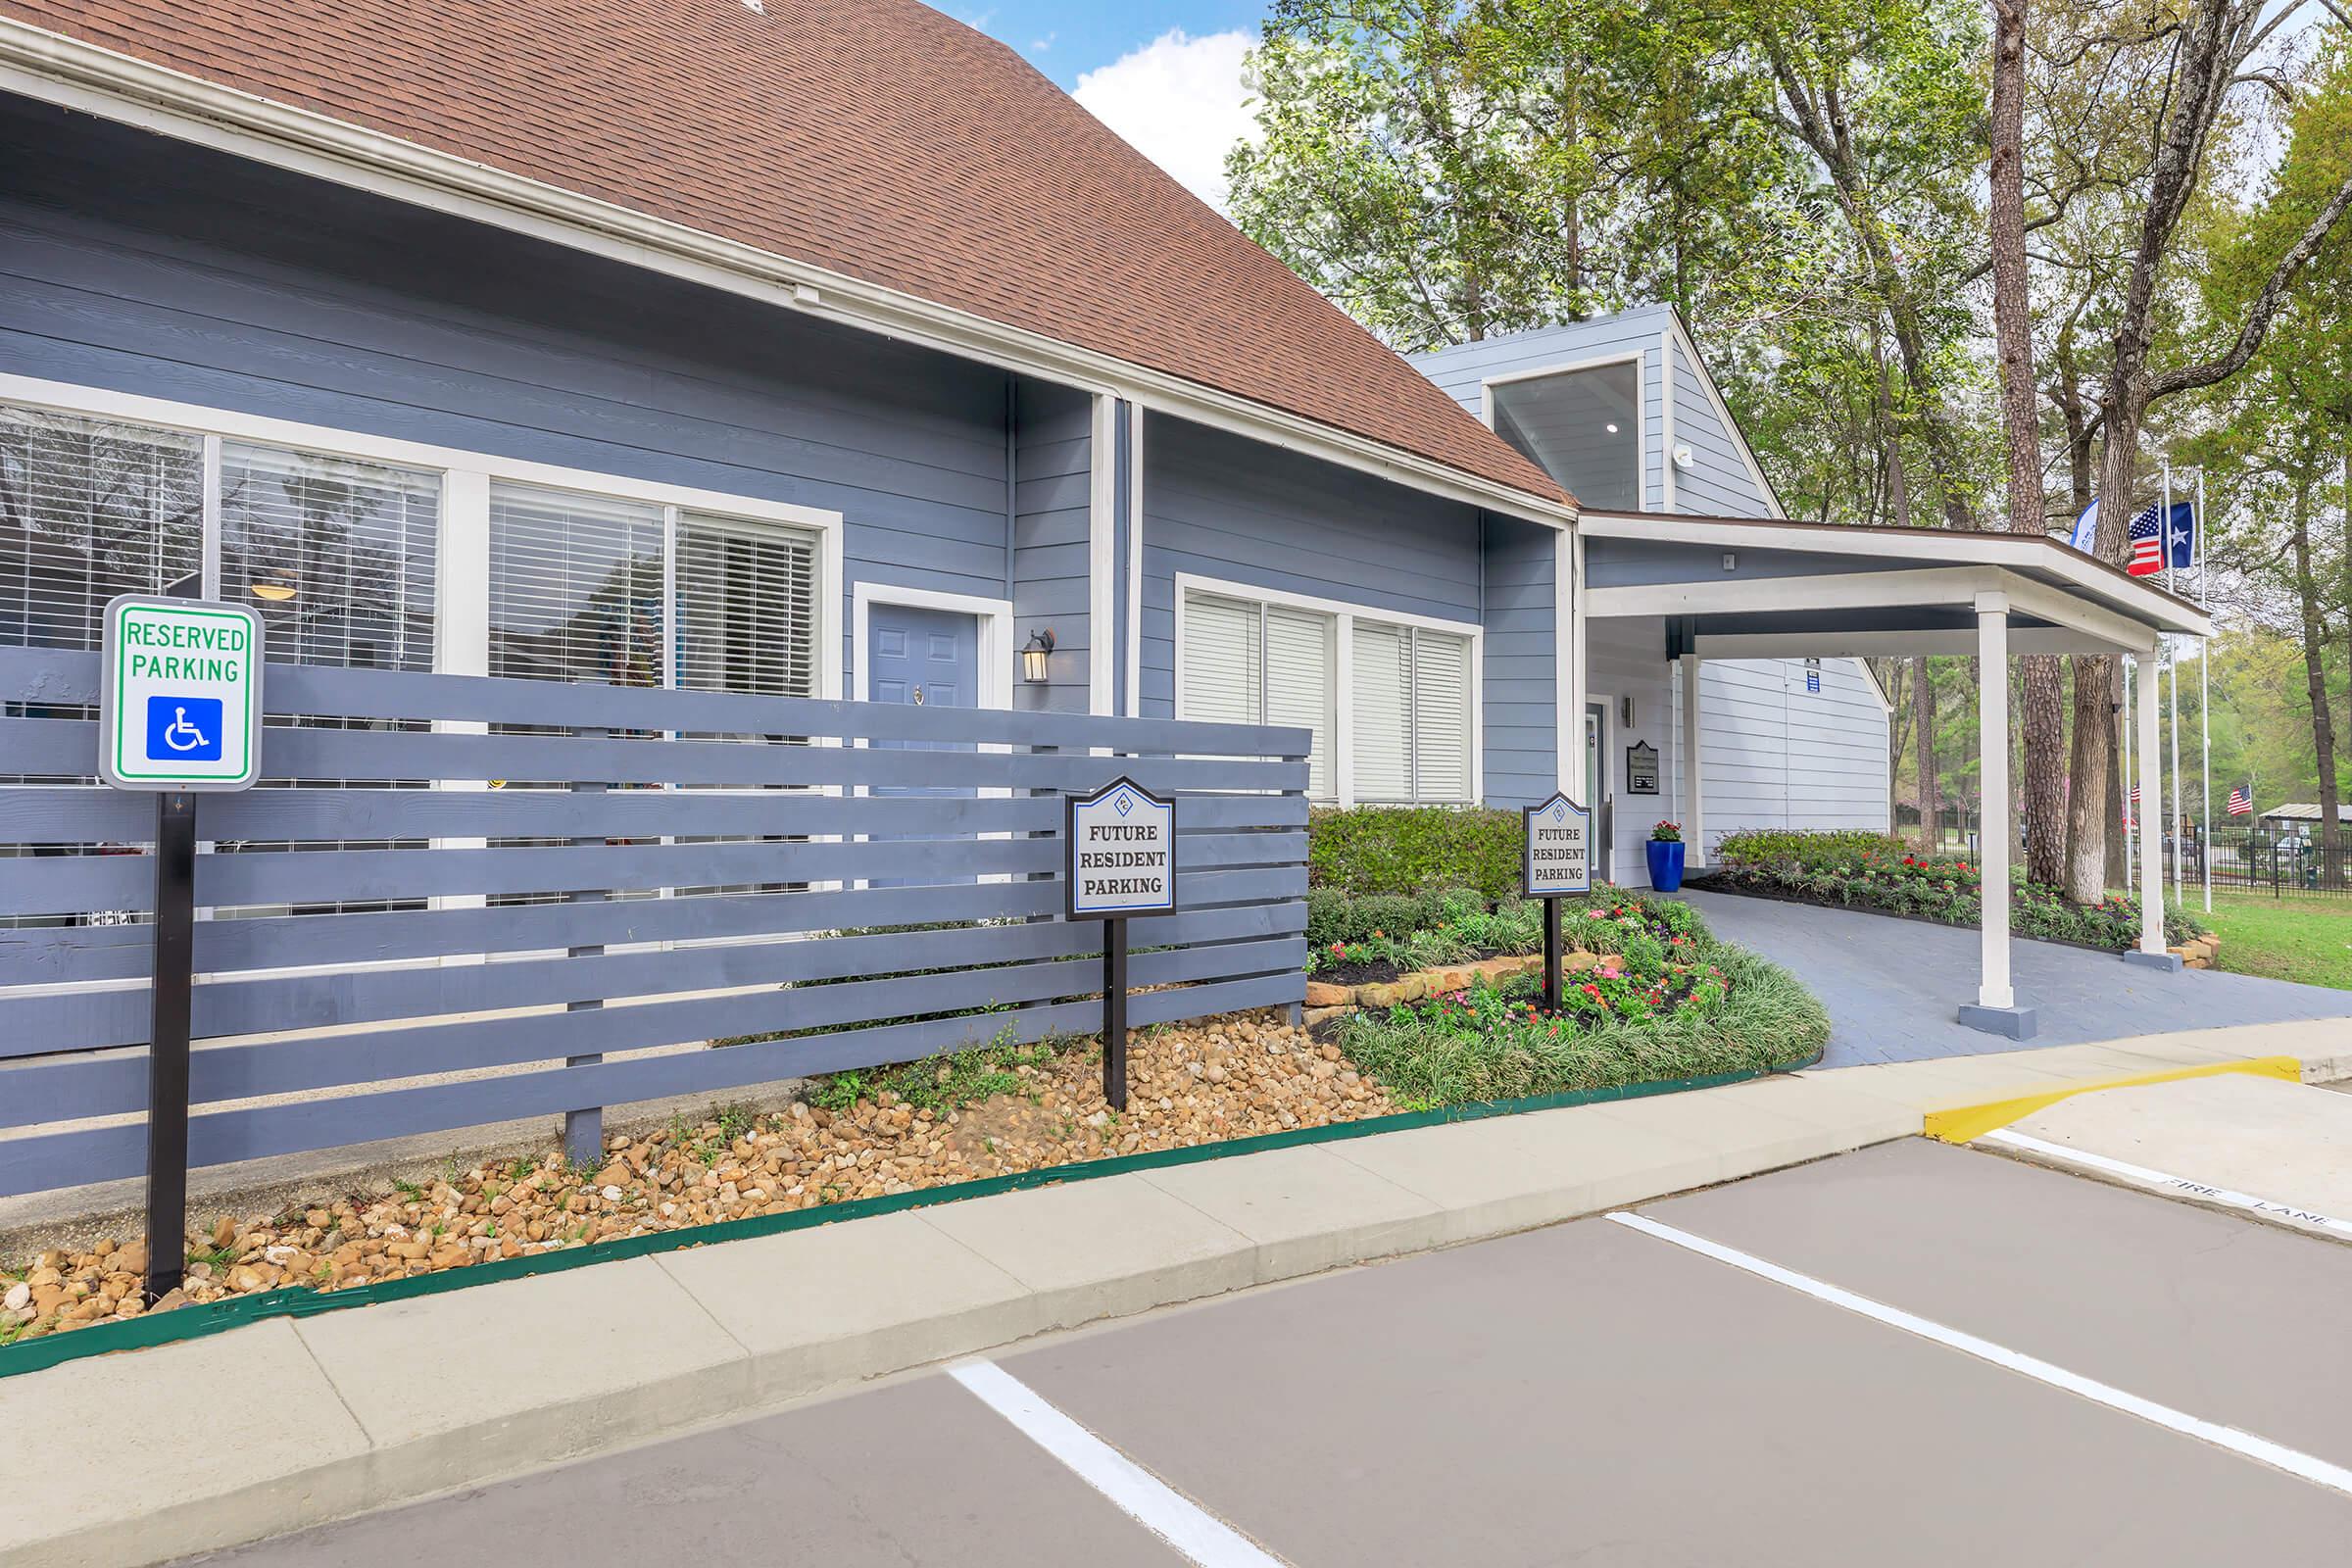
0, 867, 1307, 990
2, 901, 1306, 1058
0, 829, 1303, 914
0, 934, 1305, 1125
0, 786, 1304, 843
0, 967, 1306, 1194
0, 717, 1308, 794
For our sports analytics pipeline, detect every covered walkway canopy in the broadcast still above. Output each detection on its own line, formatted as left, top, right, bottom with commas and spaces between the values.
1573, 512, 2214, 1037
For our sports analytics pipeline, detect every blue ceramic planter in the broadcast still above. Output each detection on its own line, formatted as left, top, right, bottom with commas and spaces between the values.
1645, 838, 1686, 893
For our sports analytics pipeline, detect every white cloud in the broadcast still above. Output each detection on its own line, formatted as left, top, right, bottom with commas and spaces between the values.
1072, 28, 1255, 214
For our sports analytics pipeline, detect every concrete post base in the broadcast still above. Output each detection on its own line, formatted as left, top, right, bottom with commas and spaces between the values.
2122, 949, 2185, 972
1957, 1003, 2040, 1040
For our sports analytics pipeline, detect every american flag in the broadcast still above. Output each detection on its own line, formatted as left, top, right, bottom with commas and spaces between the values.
2126, 502, 2165, 576
2130, 782, 2141, 804
2228, 785, 2252, 816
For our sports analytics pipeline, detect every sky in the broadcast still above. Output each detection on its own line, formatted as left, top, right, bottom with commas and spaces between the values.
949, 4, 1264, 211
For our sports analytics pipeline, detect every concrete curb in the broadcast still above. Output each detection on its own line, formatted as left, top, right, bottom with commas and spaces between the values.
6, 1018, 2349, 1567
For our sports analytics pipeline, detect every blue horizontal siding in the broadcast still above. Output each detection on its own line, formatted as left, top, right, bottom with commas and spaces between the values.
0, 105, 1025, 697
1139, 413, 1483, 717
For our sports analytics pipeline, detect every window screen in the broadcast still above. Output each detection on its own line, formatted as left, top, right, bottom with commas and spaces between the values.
1351, 620, 1473, 805
489, 484, 665, 686
1181, 588, 1334, 802
0, 404, 202, 650
676, 513, 819, 698
221, 443, 438, 672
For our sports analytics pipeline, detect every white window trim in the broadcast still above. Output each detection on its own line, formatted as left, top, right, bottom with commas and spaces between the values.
0, 372, 849, 701
1172, 570, 1483, 808
1479, 349, 1649, 514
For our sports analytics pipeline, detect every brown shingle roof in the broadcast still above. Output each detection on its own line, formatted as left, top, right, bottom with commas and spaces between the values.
1, 0, 1568, 507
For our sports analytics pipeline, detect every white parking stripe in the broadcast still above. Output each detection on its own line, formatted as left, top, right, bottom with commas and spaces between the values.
1981, 1128, 2352, 1241
948, 1359, 1288, 1567
1607, 1210, 2352, 1498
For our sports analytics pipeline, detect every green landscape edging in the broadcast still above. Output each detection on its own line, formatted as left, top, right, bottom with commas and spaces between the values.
0, 1049, 1820, 1382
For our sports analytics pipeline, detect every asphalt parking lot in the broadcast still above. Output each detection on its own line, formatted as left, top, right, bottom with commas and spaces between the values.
187, 1136, 2352, 1567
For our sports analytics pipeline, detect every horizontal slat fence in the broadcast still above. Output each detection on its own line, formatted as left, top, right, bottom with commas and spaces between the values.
0, 647, 1310, 1197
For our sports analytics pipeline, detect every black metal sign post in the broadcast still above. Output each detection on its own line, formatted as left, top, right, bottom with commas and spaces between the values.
97, 593, 266, 1305
1102, 921, 1131, 1111
144, 792, 197, 1301
1542, 893, 1562, 1013
1065, 776, 1176, 1115
1523, 790, 1592, 1012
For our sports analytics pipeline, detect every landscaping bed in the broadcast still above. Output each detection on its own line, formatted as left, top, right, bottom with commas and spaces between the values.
1701, 828, 2209, 952
1322, 891, 1827, 1108
1, 1008, 1401, 1348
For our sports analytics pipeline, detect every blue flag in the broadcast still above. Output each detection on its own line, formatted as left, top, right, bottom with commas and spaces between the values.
2165, 500, 2196, 569
2069, 498, 2098, 552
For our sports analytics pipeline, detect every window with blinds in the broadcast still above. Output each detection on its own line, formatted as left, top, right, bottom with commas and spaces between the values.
1, 404, 202, 651
221, 443, 439, 672
1180, 589, 1334, 801
489, 484, 665, 687
1351, 619, 1473, 805
675, 513, 819, 699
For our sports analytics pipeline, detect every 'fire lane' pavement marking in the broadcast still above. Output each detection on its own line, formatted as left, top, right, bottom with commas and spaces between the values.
1980, 1127, 2352, 1243
1607, 1210, 2352, 1499
949, 1358, 1289, 1567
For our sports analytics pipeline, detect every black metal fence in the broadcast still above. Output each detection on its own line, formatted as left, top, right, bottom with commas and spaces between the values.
2163, 827, 2352, 899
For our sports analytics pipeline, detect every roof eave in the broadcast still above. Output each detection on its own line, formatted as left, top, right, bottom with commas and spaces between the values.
0, 19, 1577, 530
1576, 510, 2212, 640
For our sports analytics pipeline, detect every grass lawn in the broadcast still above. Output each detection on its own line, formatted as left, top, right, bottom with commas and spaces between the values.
2197, 893, 2352, 990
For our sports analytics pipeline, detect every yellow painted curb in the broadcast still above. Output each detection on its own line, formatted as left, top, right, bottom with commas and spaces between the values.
1923, 1055, 2303, 1145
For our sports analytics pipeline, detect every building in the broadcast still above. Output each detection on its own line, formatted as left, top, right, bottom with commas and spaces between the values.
1410, 312, 1891, 882
0, 0, 2208, 1030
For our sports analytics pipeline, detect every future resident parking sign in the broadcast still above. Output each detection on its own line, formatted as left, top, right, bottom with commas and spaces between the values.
1065, 776, 1177, 918
98, 595, 265, 791
1523, 790, 1592, 897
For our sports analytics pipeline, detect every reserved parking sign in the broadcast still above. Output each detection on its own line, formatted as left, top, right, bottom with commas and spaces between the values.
98, 595, 265, 791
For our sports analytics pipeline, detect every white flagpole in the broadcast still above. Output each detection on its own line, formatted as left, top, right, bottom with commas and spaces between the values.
2198, 468, 2212, 912
2166, 461, 2181, 907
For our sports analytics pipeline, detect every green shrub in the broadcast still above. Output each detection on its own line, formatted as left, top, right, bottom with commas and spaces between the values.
1308, 806, 1524, 900
1708, 829, 2208, 950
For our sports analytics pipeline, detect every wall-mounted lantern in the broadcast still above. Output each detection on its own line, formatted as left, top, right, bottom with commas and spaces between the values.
1020, 627, 1055, 685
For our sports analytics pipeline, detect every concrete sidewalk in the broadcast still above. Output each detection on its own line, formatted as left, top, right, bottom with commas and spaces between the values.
1685, 890, 2352, 1066
7, 1017, 2350, 1568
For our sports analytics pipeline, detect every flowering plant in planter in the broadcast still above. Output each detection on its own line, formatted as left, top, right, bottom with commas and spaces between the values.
1649, 820, 1683, 842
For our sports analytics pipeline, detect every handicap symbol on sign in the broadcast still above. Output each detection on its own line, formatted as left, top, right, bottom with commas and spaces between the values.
145, 695, 224, 763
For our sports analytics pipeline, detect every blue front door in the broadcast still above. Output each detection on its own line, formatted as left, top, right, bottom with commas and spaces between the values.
867, 603, 980, 887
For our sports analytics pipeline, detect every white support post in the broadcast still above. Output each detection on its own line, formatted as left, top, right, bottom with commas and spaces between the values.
2136, 648, 2168, 957
1567, 531, 1589, 798
1976, 595, 2013, 1010
1681, 653, 1704, 867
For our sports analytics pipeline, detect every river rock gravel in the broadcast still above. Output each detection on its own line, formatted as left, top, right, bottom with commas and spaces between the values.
1, 1008, 1399, 1345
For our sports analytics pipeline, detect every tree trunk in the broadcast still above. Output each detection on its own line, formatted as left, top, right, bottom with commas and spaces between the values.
1914, 657, 1938, 849
2291, 466, 2341, 864
2066, 397, 2150, 901
1989, 0, 2065, 886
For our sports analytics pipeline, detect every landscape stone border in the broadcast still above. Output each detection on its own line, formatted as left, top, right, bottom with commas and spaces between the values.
1304, 954, 1557, 1017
